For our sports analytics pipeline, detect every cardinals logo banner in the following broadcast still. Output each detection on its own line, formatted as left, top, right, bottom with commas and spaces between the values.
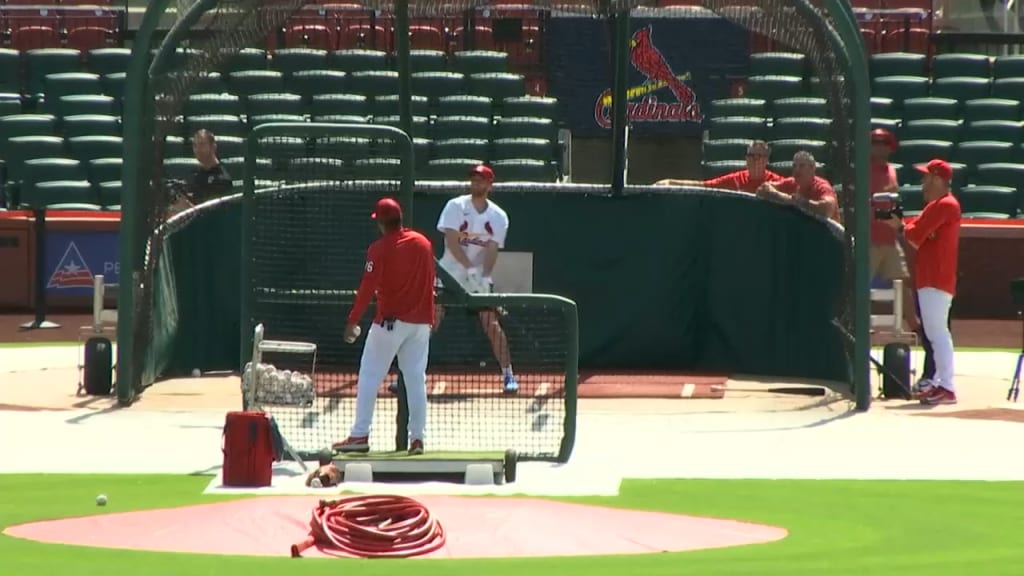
544, 17, 748, 137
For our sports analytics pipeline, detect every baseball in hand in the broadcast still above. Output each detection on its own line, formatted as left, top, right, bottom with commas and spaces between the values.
344, 325, 361, 344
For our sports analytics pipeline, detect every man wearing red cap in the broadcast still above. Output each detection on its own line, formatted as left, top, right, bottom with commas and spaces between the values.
434, 163, 519, 394
333, 197, 436, 455
653, 140, 784, 192
868, 128, 909, 284
756, 151, 839, 221
884, 159, 962, 405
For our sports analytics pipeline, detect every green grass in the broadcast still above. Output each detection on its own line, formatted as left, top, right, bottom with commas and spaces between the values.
334, 451, 505, 461
2, 475, 1024, 575
0, 341, 80, 349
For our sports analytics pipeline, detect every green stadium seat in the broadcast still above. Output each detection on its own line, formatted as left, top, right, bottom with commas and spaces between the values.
23, 159, 86, 192
502, 96, 558, 120
24, 180, 100, 210
349, 70, 400, 98
43, 73, 103, 114
62, 114, 120, 138
350, 157, 403, 180
162, 157, 201, 181
974, 163, 1024, 194
371, 115, 430, 139
492, 137, 552, 162
88, 158, 122, 186
186, 93, 243, 117
773, 97, 828, 119
703, 160, 747, 179
962, 120, 1023, 144
0, 115, 58, 145
872, 76, 930, 103
57, 95, 116, 117
994, 55, 1024, 79
413, 138, 431, 168
432, 138, 489, 161
452, 50, 509, 75
312, 114, 368, 124
771, 117, 830, 141
102, 73, 125, 101
494, 116, 557, 141
372, 94, 430, 117
0, 93, 22, 116
0, 48, 20, 93
190, 71, 227, 95
68, 135, 123, 163
221, 48, 267, 74
287, 70, 348, 100
900, 97, 959, 121
209, 134, 244, 157
871, 97, 895, 119
703, 138, 752, 163
893, 139, 955, 166
869, 52, 928, 78
410, 49, 446, 73
422, 158, 480, 181
962, 98, 1020, 122
97, 181, 121, 209
330, 49, 389, 73
898, 119, 962, 143
270, 48, 328, 75
468, 73, 526, 102
411, 72, 465, 102
228, 70, 286, 97
285, 157, 347, 179
438, 95, 493, 119
87, 48, 131, 77
872, 118, 900, 132
932, 53, 992, 80
249, 113, 306, 127
311, 93, 369, 117
311, 136, 373, 160
710, 98, 767, 119
709, 116, 769, 141
768, 139, 829, 164
931, 77, 992, 101
750, 52, 806, 77
220, 156, 274, 179
433, 115, 492, 140
490, 159, 557, 182
161, 135, 189, 157
26, 49, 82, 97
958, 185, 1018, 217
186, 114, 246, 138
255, 135, 307, 157
897, 184, 925, 212
744, 75, 805, 101
991, 78, 1024, 102
247, 93, 305, 117
150, 47, 200, 73
4, 136, 64, 185
954, 140, 1016, 166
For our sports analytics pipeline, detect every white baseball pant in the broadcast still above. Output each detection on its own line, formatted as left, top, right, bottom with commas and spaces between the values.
350, 320, 431, 442
917, 287, 955, 392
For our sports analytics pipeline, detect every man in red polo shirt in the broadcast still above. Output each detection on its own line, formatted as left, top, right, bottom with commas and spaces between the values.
654, 140, 783, 192
884, 159, 962, 405
756, 151, 839, 221
868, 129, 909, 283
333, 197, 437, 455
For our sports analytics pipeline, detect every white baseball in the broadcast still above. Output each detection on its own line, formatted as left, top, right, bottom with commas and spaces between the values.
345, 325, 362, 343
96, 494, 107, 506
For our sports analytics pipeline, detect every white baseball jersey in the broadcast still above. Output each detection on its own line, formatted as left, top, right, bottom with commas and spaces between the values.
436, 194, 510, 275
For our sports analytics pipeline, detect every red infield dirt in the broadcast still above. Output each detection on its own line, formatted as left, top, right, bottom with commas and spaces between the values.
3, 495, 788, 559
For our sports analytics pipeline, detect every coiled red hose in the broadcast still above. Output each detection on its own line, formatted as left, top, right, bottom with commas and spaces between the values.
291, 495, 446, 559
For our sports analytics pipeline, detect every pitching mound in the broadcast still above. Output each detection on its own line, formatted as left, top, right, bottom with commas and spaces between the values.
4, 495, 787, 559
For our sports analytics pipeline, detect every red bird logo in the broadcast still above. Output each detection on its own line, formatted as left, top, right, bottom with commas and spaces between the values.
629, 26, 700, 119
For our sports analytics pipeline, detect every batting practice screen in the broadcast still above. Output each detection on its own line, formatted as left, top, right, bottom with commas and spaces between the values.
240, 123, 578, 463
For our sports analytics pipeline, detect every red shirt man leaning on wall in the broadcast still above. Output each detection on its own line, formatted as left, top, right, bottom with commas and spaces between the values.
756, 151, 839, 221
883, 159, 962, 406
654, 140, 783, 193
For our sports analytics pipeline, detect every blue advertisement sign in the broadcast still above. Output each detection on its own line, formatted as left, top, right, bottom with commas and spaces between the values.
44, 231, 120, 296
544, 16, 750, 137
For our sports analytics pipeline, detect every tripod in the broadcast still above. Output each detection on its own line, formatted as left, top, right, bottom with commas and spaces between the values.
1007, 279, 1024, 402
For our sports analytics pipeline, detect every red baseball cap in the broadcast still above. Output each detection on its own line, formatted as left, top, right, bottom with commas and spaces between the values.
469, 164, 495, 181
871, 128, 897, 151
915, 159, 953, 182
371, 197, 402, 221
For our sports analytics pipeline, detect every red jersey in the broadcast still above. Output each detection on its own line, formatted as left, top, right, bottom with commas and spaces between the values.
904, 192, 961, 296
775, 176, 840, 221
704, 169, 783, 193
347, 228, 436, 326
869, 161, 899, 245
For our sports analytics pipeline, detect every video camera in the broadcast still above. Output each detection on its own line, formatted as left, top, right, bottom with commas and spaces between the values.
872, 192, 904, 221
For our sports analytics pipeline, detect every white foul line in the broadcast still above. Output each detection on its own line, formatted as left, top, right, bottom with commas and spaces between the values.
432, 380, 447, 395
680, 383, 696, 398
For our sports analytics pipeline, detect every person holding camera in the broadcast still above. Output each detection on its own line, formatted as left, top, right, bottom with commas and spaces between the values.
883, 159, 962, 405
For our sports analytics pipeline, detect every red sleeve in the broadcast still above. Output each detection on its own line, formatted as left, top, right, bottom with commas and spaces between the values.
888, 165, 899, 188
347, 243, 382, 324
703, 172, 742, 189
904, 197, 958, 247
815, 179, 837, 202
774, 178, 797, 194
